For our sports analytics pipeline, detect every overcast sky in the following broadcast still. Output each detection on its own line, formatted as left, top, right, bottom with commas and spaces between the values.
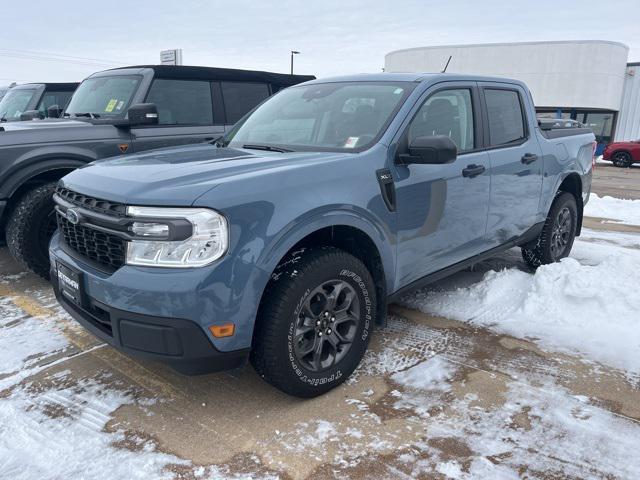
1, 0, 638, 84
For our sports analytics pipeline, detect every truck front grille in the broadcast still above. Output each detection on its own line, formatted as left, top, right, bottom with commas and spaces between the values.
55, 186, 127, 217
57, 212, 126, 270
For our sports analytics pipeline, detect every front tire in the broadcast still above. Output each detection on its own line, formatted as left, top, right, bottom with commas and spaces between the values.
6, 183, 58, 279
521, 192, 577, 270
251, 247, 376, 398
612, 151, 632, 168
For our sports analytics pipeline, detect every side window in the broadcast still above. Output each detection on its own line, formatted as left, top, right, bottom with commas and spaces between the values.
38, 91, 73, 116
221, 82, 270, 124
408, 89, 475, 152
146, 79, 213, 125
484, 89, 526, 146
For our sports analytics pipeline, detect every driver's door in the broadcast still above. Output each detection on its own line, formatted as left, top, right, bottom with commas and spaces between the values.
392, 83, 491, 287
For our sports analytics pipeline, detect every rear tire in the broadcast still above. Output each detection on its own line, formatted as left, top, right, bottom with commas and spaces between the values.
612, 151, 632, 168
521, 192, 577, 270
6, 183, 58, 279
250, 247, 375, 398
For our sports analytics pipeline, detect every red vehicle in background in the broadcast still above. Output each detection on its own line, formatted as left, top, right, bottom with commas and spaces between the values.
602, 140, 640, 168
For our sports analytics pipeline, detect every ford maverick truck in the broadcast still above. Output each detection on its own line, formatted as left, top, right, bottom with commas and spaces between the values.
50, 73, 595, 397
0, 65, 314, 277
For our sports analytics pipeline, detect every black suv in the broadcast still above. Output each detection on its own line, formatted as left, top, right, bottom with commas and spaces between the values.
0, 82, 78, 121
0, 65, 314, 277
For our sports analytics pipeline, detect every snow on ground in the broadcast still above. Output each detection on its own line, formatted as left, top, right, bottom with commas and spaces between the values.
0, 375, 186, 480
584, 193, 640, 225
401, 228, 640, 379
399, 360, 640, 479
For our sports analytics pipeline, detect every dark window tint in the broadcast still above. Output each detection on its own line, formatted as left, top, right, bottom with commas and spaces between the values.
146, 79, 213, 125
221, 82, 270, 124
485, 89, 526, 146
38, 91, 74, 117
409, 89, 475, 152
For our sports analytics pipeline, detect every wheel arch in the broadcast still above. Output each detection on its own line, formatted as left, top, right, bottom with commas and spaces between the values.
556, 173, 583, 235
255, 213, 394, 327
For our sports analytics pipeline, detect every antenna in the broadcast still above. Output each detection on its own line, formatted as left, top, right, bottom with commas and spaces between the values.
441, 55, 452, 73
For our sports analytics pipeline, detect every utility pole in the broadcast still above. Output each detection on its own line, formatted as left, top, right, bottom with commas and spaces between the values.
290, 50, 300, 75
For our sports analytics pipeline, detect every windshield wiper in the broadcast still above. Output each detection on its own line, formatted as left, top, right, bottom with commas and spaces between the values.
242, 143, 293, 153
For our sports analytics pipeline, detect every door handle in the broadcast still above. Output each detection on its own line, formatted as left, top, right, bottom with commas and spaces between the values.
462, 164, 486, 178
521, 153, 538, 164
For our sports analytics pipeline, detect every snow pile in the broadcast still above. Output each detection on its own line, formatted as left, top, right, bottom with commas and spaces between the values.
584, 194, 640, 225
401, 247, 640, 376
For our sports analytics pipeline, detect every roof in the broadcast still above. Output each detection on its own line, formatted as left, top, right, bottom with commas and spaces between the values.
11, 82, 78, 90
107, 65, 315, 86
305, 72, 525, 86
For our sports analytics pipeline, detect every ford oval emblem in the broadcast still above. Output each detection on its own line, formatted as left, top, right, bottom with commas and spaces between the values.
66, 209, 80, 225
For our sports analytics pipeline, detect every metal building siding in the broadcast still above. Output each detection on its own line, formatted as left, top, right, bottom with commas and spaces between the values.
385, 40, 629, 111
615, 65, 640, 141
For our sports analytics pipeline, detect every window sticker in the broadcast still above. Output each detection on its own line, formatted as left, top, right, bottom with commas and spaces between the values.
116, 100, 125, 111
105, 99, 118, 113
394, 88, 404, 94
344, 136, 359, 148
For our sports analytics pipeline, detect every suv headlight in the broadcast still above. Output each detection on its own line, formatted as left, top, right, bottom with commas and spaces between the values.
125, 206, 228, 268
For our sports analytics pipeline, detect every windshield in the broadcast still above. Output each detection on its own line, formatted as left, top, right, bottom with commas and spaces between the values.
65, 75, 141, 118
0, 88, 38, 121
227, 81, 414, 152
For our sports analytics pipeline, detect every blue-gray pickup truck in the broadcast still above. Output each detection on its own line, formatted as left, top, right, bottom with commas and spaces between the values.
50, 73, 596, 397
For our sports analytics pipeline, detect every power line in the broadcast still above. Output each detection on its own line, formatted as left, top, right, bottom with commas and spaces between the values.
0, 47, 125, 65
0, 48, 128, 68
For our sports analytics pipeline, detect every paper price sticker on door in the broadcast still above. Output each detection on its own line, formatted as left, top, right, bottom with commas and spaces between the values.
344, 137, 359, 148
105, 99, 118, 113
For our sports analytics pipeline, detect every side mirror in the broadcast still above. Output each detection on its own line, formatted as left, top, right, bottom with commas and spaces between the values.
47, 105, 63, 119
128, 103, 159, 127
20, 110, 45, 121
397, 135, 458, 165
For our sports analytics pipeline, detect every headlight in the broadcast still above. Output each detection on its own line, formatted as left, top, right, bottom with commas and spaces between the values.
125, 206, 228, 267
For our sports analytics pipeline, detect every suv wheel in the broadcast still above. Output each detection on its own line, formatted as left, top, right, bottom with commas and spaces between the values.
521, 192, 577, 270
612, 151, 632, 168
6, 183, 57, 279
251, 247, 375, 397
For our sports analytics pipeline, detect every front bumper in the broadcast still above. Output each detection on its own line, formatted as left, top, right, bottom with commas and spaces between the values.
50, 234, 250, 374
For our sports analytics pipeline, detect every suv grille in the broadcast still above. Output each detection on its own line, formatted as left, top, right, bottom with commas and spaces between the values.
56, 186, 127, 217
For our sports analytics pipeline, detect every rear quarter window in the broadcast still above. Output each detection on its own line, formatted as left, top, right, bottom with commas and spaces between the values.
485, 89, 526, 146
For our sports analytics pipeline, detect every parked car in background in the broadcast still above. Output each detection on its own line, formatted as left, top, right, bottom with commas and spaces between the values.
0, 65, 314, 278
50, 73, 595, 397
0, 82, 78, 121
602, 140, 640, 167
0, 82, 16, 101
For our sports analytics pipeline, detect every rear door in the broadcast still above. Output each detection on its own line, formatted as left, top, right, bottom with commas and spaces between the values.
393, 82, 492, 286
479, 83, 543, 245
130, 79, 224, 152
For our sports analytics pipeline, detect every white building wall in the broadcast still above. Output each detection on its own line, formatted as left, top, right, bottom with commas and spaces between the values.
615, 64, 640, 141
385, 41, 629, 111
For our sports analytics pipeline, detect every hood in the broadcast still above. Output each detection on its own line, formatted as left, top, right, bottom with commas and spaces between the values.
0, 118, 91, 132
60, 143, 350, 205
0, 118, 119, 146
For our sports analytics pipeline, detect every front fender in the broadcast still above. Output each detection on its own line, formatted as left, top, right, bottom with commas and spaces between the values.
256, 205, 396, 293
0, 146, 95, 198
